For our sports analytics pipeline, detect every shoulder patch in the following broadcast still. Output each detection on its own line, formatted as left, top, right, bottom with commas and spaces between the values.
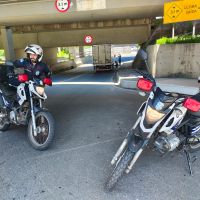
19, 58, 24, 63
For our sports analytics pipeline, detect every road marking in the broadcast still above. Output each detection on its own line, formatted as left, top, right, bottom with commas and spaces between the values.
53, 74, 85, 82
53, 81, 116, 85
30, 137, 123, 160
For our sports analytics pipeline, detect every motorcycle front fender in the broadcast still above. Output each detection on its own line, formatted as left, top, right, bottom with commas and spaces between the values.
128, 134, 144, 153
34, 106, 48, 114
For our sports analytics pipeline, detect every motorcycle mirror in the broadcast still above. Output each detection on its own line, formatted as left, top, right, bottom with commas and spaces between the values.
139, 91, 146, 96
5, 60, 14, 66
14, 67, 25, 75
139, 49, 148, 61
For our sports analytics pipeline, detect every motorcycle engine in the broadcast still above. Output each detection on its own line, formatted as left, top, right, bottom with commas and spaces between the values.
10, 111, 17, 122
154, 134, 181, 153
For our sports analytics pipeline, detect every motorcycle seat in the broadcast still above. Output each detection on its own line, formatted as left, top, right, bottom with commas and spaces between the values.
157, 88, 178, 103
162, 95, 177, 103
188, 110, 200, 118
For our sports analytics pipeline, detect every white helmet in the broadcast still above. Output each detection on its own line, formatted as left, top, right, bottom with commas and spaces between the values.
24, 44, 43, 62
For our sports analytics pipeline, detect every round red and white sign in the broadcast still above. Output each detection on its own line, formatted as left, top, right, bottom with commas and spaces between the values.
55, 0, 70, 13
84, 35, 93, 45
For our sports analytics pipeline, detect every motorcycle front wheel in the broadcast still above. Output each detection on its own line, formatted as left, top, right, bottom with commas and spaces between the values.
27, 111, 55, 150
105, 149, 134, 190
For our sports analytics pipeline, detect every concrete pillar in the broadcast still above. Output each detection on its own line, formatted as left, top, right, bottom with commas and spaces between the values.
15, 48, 25, 59
43, 47, 58, 70
1, 27, 15, 61
79, 46, 84, 58
68, 47, 75, 60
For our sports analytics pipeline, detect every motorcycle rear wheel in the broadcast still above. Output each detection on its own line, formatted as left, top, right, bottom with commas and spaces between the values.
27, 111, 55, 150
105, 149, 134, 190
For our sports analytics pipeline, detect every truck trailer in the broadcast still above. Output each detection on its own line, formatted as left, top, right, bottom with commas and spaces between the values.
92, 44, 113, 72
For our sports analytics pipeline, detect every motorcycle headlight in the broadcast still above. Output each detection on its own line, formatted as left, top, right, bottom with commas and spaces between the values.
36, 86, 45, 96
145, 106, 165, 124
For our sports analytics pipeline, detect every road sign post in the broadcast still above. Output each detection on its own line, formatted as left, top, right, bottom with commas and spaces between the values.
172, 24, 175, 38
192, 21, 196, 36
55, 0, 70, 13
84, 35, 93, 45
164, 0, 200, 24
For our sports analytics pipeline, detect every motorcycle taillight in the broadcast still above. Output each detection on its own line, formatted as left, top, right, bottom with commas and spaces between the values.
183, 98, 200, 112
137, 78, 153, 92
18, 74, 28, 83
43, 78, 52, 86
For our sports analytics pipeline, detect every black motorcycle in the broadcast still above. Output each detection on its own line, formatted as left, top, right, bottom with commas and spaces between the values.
106, 58, 200, 190
0, 64, 55, 150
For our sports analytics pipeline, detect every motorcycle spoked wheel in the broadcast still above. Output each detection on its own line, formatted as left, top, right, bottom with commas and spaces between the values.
105, 149, 134, 190
0, 108, 10, 131
27, 111, 55, 150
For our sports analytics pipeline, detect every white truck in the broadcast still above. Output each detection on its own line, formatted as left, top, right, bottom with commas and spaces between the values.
92, 44, 113, 72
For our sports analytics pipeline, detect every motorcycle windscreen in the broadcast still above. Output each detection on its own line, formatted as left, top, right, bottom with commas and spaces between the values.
151, 87, 177, 112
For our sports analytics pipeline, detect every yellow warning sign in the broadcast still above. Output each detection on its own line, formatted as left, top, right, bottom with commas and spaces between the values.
164, 0, 200, 24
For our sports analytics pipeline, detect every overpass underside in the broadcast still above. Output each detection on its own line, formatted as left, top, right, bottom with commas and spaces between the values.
3, 19, 150, 49
0, 0, 169, 60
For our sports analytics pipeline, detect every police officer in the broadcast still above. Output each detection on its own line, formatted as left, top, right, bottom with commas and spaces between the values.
9, 44, 51, 87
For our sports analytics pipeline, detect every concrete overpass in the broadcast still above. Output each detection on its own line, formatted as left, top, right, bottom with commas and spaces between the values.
0, 0, 171, 63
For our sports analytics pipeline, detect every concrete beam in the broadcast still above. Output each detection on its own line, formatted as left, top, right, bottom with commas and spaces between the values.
11, 18, 151, 33
6, 25, 149, 49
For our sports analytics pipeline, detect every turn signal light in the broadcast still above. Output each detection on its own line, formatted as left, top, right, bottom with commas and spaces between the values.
18, 74, 28, 83
183, 98, 200, 112
43, 78, 52, 86
137, 78, 153, 92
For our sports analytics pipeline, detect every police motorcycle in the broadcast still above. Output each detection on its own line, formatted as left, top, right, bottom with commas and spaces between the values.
0, 62, 55, 150
106, 51, 200, 190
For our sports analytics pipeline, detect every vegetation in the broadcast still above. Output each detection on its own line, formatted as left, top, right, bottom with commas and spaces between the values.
156, 35, 200, 45
0, 50, 5, 63
57, 47, 70, 59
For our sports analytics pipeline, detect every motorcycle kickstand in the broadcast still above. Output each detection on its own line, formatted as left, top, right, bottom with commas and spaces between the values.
184, 149, 197, 176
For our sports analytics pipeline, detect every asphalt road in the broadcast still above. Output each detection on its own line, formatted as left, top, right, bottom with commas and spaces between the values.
0, 65, 200, 200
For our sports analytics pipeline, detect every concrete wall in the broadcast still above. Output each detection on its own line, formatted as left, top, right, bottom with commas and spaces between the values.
147, 44, 200, 78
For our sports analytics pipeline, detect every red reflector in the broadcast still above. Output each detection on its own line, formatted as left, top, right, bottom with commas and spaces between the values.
183, 98, 200, 112
137, 78, 153, 92
43, 78, 52, 86
18, 74, 28, 83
